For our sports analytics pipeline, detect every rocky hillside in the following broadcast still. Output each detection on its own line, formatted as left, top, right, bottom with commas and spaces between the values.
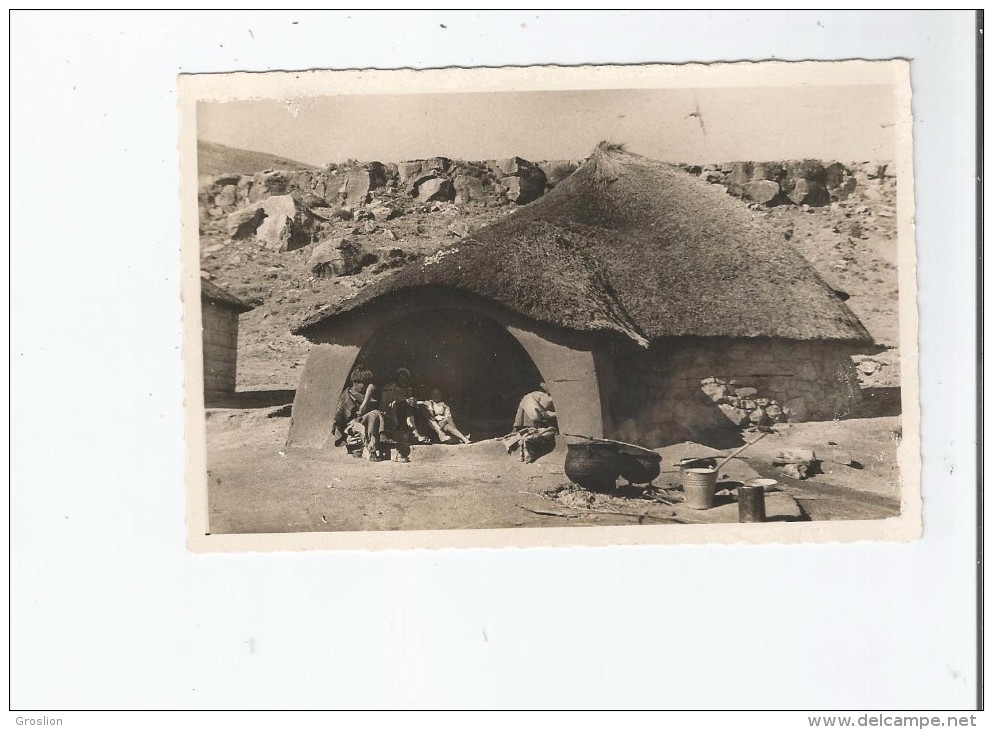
197, 150, 899, 392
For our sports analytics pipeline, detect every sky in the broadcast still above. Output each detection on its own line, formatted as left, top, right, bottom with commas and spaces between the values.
197, 84, 897, 166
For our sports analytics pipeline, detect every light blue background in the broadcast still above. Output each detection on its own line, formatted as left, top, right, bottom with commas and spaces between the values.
10, 10, 979, 709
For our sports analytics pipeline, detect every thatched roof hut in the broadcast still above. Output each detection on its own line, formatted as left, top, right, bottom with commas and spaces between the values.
288, 144, 872, 449
297, 142, 872, 347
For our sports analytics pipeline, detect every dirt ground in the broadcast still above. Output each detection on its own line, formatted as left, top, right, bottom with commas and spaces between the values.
204, 408, 902, 535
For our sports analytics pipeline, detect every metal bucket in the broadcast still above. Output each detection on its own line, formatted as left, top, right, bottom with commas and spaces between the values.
682, 468, 717, 510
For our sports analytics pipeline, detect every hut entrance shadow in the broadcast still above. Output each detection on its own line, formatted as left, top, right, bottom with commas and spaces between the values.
356, 308, 545, 440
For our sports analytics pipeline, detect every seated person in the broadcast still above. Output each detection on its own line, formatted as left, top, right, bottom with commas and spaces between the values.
380, 367, 432, 446
418, 387, 471, 444
331, 366, 388, 462
503, 383, 558, 463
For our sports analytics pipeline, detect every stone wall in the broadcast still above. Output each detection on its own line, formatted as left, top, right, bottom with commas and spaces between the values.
601, 338, 863, 448
202, 301, 240, 394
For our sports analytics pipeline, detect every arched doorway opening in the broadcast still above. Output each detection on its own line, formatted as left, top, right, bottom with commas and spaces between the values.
354, 308, 545, 439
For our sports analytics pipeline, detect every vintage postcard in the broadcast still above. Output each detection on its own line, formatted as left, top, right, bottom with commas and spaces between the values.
180, 62, 920, 551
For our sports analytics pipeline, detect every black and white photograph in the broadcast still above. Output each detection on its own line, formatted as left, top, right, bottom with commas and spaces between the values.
12, 9, 979, 715
182, 62, 919, 549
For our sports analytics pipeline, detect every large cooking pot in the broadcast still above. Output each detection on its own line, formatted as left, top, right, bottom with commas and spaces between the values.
616, 446, 663, 484
564, 442, 620, 492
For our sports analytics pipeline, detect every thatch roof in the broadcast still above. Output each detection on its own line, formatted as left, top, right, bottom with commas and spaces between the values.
295, 143, 873, 345
201, 278, 253, 313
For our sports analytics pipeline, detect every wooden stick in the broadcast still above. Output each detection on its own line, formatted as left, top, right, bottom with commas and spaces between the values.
715, 431, 770, 473
560, 432, 658, 454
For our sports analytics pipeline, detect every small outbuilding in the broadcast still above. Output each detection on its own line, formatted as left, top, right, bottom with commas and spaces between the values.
287, 143, 874, 449
201, 278, 252, 401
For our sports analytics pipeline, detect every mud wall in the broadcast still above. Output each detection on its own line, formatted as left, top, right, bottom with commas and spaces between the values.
287, 291, 606, 448
600, 338, 863, 448
202, 301, 240, 394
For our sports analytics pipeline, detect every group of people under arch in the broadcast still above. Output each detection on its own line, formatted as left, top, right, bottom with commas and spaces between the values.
332, 365, 558, 463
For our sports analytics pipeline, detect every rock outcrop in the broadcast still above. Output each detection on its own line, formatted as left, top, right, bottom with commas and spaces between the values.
685, 159, 867, 208
199, 155, 579, 235
225, 195, 331, 252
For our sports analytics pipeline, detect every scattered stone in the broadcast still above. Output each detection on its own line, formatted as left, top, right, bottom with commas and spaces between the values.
718, 404, 750, 427
749, 407, 771, 426
369, 204, 398, 221
701, 381, 730, 402
734, 386, 758, 398
448, 220, 470, 238
766, 404, 784, 421
857, 359, 880, 375
382, 228, 397, 241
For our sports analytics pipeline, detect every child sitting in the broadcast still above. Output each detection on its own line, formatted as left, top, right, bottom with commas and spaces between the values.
418, 388, 471, 444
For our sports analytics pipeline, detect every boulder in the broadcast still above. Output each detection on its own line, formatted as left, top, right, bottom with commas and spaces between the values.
500, 174, 545, 205
226, 194, 321, 251
718, 404, 750, 427
727, 162, 753, 195
292, 190, 328, 209
734, 386, 758, 398
341, 169, 373, 207
452, 173, 488, 206
786, 159, 827, 184
309, 237, 375, 277
829, 176, 858, 201
787, 178, 831, 206
397, 161, 423, 185
751, 162, 785, 182
225, 205, 267, 240
369, 204, 398, 221
416, 176, 455, 203
741, 180, 781, 205
215, 184, 238, 209
701, 381, 730, 403
824, 161, 849, 189
421, 157, 453, 175
491, 157, 530, 177
248, 170, 292, 202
